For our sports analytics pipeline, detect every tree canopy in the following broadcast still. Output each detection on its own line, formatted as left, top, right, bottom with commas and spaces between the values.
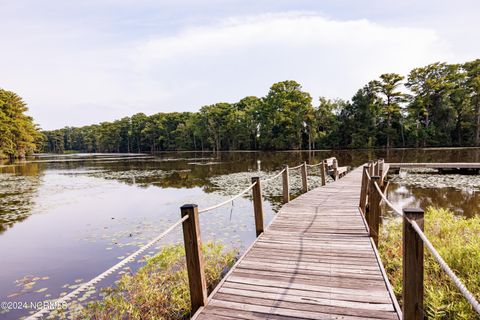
39, 58, 480, 152
0, 89, 41, 159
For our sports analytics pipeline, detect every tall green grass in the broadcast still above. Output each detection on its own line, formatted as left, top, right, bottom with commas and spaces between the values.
84, 242, 237, 320
379, 207, 480, 319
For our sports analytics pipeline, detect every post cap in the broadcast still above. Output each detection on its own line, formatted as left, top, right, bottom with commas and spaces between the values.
403, 207, 424, 215
251, 176, 260, 182
181, 204, 198, 210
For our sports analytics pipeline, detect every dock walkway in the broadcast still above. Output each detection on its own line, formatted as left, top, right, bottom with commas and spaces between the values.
194, 166, 400, 320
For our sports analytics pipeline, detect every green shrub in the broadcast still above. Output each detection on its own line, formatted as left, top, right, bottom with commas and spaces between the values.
83, 242, 237, 320
379, 207, 480, 319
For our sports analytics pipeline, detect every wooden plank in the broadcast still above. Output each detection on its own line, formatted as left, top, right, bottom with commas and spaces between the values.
193, 165, 401, 320
208, 299, 397, 320
388, 162, 480, 169
212, 293, 397, 318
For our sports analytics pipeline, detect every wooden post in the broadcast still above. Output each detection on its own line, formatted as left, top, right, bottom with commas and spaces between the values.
403, 208, 424, 320
282, 166, 290, 203
378, 159, 384, 185
368, 160, 374, 176
368, 176, 381, 246
180, 204, 207, 313
332, 158, 339, 181
301, 161, 308, 192
251, 177, 264, 237
359, 165, 369, 214
320, 159, 327, 186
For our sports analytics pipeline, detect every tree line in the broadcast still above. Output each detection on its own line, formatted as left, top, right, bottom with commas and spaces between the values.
0, 89, 41, 160
8, 58, 480, 156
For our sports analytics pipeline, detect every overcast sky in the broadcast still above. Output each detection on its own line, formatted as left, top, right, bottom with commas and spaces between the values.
1, 0, 479, 129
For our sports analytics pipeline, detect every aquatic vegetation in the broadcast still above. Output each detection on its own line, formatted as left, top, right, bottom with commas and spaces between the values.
390, 170, 480, 191
379, 207, 480, 319
0, 173, 41, 231
209, 169, 334, 200
82, 242, 237, 320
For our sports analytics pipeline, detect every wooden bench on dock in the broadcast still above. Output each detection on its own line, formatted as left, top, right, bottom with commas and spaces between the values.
323, 157, 349, 180
28, 159, 480, 320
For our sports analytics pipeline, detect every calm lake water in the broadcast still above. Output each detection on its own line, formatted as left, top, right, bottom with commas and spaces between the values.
1, 149, 479, 319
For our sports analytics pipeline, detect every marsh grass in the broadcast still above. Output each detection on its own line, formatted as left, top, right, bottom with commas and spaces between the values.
83, 242, 237, 320
379, 207, 480, 319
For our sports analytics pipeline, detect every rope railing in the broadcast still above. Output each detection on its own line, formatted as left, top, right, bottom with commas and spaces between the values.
198, 182, 257, 213
370, 177, 480, 316
289, 163, 304, 170
26, 214, 190, 320
27, 157, 346, 319
305, 162, 324, 167
372, 180, 402, 216
409, 220, 480, 315
261, 168, 286, 183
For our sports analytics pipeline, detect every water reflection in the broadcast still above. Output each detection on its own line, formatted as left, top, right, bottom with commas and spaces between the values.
0, 164, 43, 234
388, 183, 480, 218
1, 149, 480, 231
0, 149, 479, 319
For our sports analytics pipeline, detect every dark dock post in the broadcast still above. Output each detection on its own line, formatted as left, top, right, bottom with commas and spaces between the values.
359, 165, 370, 214
403, 208, 424, 320
301, 161, 308, 192
282, 166, 290, 203
180, 204, 207, 313
251, 177, 264, 237
333, 158, 339, 181
320, 159, 327, 186
368, 176, 381, 246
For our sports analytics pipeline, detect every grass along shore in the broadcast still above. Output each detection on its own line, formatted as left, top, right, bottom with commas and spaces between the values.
83, 242, 237, 320
379, 207, 480, 319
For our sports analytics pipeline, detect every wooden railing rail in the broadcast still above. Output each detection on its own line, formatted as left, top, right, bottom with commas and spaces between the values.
181, 157, 348, 314
359, 159, 480, 319
28, 157, 350, 319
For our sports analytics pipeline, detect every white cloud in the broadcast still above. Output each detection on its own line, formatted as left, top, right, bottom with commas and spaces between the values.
132, 12, 451, 110
1, 12, 454, 129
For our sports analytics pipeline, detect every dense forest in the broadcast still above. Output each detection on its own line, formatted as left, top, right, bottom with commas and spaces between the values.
0, 89, 41, 159
43, 59, 480, 153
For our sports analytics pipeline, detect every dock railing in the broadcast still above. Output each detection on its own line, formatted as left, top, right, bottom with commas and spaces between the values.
359, 160, 480, 319
27, 157, 347, 319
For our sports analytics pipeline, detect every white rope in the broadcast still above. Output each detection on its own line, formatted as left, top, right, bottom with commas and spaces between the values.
365, 169, 371, 181
198, 182, 257, 213
25, 159, 315, 318
262, 168, 286, 183
372, 181, 480, 314
26, 215, 189, 319
289, 163, 304, 170
373, 181, 403, 216
305, 162, 324, 167
410, 221, 480, 315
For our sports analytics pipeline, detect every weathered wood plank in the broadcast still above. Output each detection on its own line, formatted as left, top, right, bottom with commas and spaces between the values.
388, 162, 480, 169
193, 165, 400, 320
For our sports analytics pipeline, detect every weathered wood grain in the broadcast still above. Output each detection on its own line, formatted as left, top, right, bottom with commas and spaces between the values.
193, 166, 401, 320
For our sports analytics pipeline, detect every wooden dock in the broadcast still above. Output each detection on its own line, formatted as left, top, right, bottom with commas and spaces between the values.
193, 166, 401, 320
388, 162, 480, 170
